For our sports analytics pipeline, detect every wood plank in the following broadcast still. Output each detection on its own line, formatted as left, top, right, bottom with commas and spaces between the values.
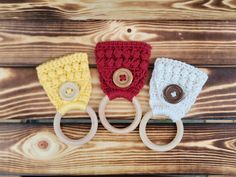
0, 123, 235, 175
0, 67, 235, 120
0, 20, 236, 66
0, 0, 236, 20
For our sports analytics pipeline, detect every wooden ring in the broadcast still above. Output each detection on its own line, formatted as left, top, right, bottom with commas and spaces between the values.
54, 105, 98, 146
139, 111, 184, 152
99, 95, 142, 134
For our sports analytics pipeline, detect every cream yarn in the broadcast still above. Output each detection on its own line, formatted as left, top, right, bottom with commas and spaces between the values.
150, 58, 208, 122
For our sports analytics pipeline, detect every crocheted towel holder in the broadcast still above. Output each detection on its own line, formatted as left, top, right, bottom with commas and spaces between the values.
95, 41, 151, 134
37, 53, 98, 146
139, 58, 208, 151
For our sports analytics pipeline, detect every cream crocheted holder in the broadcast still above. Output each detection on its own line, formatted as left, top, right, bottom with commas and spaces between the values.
150, 58, 208, 122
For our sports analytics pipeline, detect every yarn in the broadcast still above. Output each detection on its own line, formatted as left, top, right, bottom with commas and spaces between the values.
149, 58, 208, 122
37, 53, 91, 112
95, 41, 151, 101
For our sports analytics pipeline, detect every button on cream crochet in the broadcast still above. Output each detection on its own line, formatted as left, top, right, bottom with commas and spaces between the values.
150, 58, 208, 122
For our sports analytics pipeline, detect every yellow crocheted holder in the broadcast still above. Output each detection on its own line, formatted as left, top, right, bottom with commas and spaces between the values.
36, 53, 92, 115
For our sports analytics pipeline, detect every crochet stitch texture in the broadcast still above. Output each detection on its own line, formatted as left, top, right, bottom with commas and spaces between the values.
37, 53, 91, 112
150, 58, 208, 122
95, 41, 151, 101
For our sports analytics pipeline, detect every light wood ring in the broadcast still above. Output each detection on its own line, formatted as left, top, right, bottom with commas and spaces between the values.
139, 110, 184, 152
99, 95, 142, 134
54, 105, 98, 146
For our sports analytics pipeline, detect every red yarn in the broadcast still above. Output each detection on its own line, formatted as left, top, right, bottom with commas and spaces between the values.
95, 41, 151, 101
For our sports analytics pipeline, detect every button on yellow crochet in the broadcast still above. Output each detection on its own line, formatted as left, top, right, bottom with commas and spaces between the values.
36, 53, 92, 115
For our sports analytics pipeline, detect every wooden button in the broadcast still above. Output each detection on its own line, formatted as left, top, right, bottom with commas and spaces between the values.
113, 68, 133, 88
163, 84, 183, 104
59, 82, 79, 101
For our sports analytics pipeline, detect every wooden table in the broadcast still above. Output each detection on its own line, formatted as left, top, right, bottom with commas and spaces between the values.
0, 1, 236, 176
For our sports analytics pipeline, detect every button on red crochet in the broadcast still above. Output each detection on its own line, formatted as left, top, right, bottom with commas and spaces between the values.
95, 41, 151, 101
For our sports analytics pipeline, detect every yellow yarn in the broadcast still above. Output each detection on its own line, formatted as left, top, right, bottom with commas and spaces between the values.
36, 53, 92, 114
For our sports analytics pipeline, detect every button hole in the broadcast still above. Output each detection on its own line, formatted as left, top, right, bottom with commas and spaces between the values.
119, 74, 126, 81
171, 91, 177, 98
66, 88, 73, 95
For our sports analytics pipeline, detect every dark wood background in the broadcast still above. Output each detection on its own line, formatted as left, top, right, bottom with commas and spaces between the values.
0, 0, 236, 176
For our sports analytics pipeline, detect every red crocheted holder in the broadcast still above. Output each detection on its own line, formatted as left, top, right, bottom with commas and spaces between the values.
95, 41, 151, 101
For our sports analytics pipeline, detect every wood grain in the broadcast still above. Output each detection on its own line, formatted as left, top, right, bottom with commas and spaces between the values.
0, 67, 235, 120
0, 20, 236, 65
0, 123, 235, 175
0, 1, 235, 176
0, 0, 236, 20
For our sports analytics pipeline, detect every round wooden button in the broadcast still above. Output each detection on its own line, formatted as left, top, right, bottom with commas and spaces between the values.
113, 68, 133, 88
59, 82, 79, 101
163, 84, 183, 104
